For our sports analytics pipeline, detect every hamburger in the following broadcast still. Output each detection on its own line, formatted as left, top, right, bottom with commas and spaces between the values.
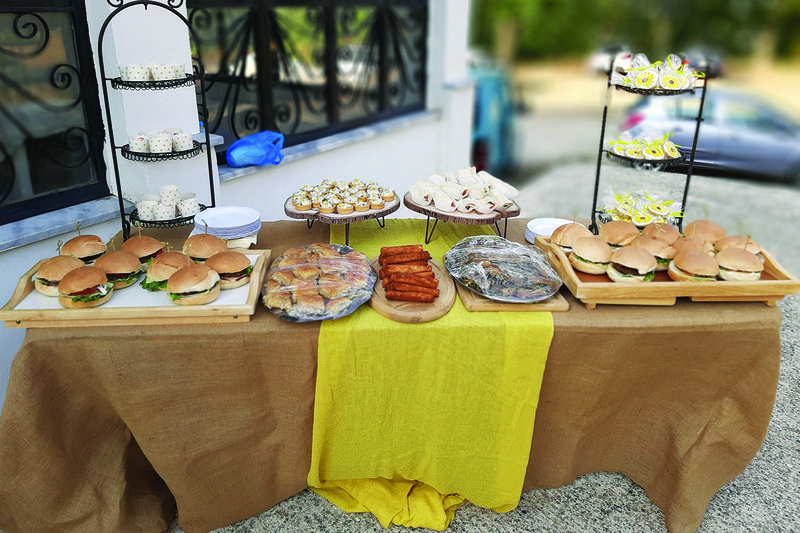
607, 246, 657, 282
630, 235, 676, 271
715, 248, 763, 281
641, 222, 681, 244
672, 236, 714, 255
683, 219, 726, 244
121, 235, 166, 267
166, 264, 220, 305
599, 220, 640, 248
34, 255, 86, 297
94, 251, 144, 289
60, 234, 107, 264
568, 236, 613, 275
549, 223, 592, 252
57, 266, 114, 308
182, 234, 227, 263
205, 251, 253, 289
140, 252, 195, 292
668, 249, 719, 282
714, 234, 761, 255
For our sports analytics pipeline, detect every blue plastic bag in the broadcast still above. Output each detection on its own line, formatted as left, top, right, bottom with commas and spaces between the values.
226, 130, 285, 167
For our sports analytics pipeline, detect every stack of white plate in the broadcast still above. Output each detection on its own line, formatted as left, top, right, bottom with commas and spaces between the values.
525, 218, 582, 244
193, 206, 262, 239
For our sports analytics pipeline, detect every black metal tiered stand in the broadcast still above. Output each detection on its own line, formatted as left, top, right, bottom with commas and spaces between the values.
588, 67, 709, 234
97, 0, 216, 240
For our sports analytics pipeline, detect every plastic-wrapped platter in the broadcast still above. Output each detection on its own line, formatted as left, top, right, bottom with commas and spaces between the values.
262, 243, 377, 321
444, 235, 562, 303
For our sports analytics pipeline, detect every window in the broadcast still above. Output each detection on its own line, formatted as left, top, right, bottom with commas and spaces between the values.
187, 0, 428, 164
0, 2, 108, 225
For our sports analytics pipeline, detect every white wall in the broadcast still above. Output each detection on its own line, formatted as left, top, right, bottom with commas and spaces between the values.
0, 0, 474, 410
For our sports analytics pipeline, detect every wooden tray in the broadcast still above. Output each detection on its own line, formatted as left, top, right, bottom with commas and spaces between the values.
284, 196, 401, 224
0, 250, 270, 328
402, 192, 520, 225
455, 283, 570, 312
536, 236, 800, 309
368, 258, 455, 323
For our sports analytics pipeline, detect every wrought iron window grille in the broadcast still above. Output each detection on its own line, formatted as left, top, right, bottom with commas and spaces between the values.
187, 0, 428, 165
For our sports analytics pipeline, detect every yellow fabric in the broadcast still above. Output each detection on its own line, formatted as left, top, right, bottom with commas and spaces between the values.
309, 219, 554, 529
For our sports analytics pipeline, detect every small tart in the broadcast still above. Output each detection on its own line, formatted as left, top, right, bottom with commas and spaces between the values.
380, 188, 395, 201
354, 201, 370, 212
337, 203, 354, 215
318, 202, 335, 214
295, 198, 312, 211
370, 199, 385, 210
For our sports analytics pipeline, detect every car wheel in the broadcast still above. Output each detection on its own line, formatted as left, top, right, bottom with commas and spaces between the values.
631, 161, 666, 172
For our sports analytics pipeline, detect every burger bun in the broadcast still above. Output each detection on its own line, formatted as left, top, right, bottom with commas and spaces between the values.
715, 248, 763, 281
60, 235, 107, 263
183, 234, 228, 262
35, 255, 86, 297
683, 219, 726, 244
94, 251, 143, 289
205, 251, 252, 289
549, 222, 592, 252
167, 264, 221, 305
607, 246, 657, 282
568, 237, 613, 275
599, 220, 640, 247
668, 250, 719, 282
57, 266, 114, 308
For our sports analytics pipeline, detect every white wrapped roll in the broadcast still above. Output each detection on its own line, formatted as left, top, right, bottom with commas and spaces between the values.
432, 191, 457, 213
440, 181, 468, 200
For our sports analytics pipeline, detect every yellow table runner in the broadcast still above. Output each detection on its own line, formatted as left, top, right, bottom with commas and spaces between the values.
309, 219, 554, 529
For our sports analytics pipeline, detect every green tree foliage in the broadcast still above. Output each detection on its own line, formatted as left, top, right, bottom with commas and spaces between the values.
471, 0, 800, 59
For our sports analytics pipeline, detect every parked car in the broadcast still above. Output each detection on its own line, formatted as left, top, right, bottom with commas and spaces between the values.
621, 87, 800, 185
468, 52, 516, 176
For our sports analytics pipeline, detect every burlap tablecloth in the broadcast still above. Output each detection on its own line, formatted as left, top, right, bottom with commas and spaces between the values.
0, 220, 782, 533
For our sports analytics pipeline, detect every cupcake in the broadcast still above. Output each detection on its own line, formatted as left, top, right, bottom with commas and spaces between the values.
355, 200, 370, 212
337, 202, 354, 215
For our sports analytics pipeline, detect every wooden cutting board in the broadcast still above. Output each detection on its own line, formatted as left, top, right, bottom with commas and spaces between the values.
368, 258, 456, 323
455, 283, 570, 312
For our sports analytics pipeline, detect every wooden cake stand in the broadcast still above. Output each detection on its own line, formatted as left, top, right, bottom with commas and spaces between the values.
402, 192, 521, 243
284, 197, 401, 245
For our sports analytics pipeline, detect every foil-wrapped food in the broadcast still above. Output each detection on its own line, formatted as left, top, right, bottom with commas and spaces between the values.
263, 243, 376, 321
444, 235, 562, 303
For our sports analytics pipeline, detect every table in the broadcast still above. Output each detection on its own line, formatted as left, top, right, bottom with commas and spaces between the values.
0, 220, 781, 533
